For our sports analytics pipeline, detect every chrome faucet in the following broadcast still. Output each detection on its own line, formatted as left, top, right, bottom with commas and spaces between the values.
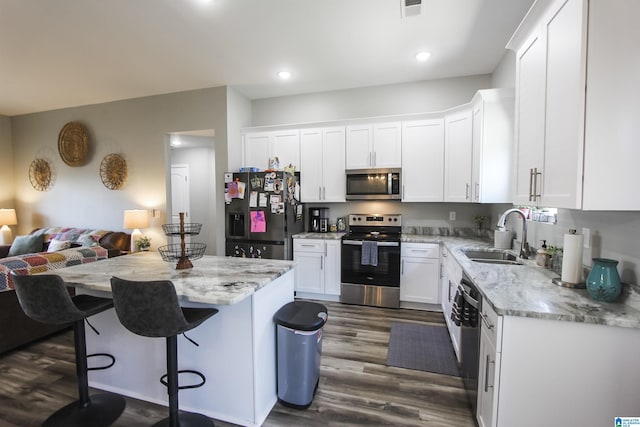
497, 208, 530, 259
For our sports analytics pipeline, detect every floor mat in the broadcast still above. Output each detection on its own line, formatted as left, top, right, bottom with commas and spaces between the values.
386, 322, 460, 376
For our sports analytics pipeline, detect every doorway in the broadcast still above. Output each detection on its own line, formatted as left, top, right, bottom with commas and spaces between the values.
167, 131, 216, 255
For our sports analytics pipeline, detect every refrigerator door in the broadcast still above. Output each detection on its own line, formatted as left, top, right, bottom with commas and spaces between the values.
225, 173, 249, 240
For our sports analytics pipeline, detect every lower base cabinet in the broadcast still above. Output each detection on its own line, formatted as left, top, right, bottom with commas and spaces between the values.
293, 239, 341, 299
400, 243, 440, 305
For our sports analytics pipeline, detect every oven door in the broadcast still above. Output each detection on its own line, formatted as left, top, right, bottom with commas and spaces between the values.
341, 239, 400, 286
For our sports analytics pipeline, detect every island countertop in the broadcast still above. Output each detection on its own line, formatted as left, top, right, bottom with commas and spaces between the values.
53, 252, 295, 305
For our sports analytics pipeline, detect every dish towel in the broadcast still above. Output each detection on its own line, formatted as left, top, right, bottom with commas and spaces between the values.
450, 285, 478, 327
361, 241, 378, 266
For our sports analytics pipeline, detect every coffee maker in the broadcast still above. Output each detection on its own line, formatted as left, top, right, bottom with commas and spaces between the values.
309, 207, 329, 232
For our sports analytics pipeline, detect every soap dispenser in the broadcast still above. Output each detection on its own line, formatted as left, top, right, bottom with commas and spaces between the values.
536, 240, 550, 267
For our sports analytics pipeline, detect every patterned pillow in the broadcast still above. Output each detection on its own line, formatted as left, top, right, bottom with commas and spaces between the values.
47, 239, 72, 252
77, 234, 99, 247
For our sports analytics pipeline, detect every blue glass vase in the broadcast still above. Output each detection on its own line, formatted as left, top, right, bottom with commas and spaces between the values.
586, 258, 621, 303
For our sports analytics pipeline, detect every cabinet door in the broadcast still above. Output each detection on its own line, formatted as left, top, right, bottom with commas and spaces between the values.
402, 119, 445, 202
271, 130, 300, 170
477, 329, 500, 427
540, 0, 586, 209
324, 240, 341, 295
372, 122, 402, 168
345, 124, 373, 169
322, 127, 346, 202
244, 132, 271, 170
444, 110, 473, 202
300, 128, 323, 202
400, 257, 440, 304
513, 31, 546, 205
294, 251, 324, 293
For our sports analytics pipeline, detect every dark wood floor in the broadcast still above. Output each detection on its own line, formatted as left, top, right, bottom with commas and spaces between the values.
0, 301, 475, 426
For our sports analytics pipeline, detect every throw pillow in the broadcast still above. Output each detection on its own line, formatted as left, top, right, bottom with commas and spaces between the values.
8, 234, 45, 257
47, 239, 72, 252
77, 234, 98, 247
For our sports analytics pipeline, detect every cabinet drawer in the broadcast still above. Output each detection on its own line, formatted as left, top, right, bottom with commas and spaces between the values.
294, 239, 324, 253
401, 243, 439, 258
480, 301, 502, 350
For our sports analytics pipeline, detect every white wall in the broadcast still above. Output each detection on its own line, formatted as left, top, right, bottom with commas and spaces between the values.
251, 75, 492, 126
226, 87, 252, 171
0, 116, 13, 208
491, 50, 517, 89
10, 86, 229, 255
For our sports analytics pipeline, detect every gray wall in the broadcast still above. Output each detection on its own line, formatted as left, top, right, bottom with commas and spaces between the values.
251, 75, 492, 126
10, 86, 229, 255
226, 87, 252, 171
0, 116, 13, 208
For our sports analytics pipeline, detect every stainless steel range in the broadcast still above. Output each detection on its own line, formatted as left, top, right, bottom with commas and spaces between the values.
340, 214, 401, 309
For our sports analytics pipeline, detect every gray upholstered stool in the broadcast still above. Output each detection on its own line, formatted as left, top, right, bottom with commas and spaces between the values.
10, 272, 126, 427
110, 276, 218, 427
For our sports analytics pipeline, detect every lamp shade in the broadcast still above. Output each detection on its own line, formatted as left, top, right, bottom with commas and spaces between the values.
0, 209, 17, 226
123, 209, 149, 230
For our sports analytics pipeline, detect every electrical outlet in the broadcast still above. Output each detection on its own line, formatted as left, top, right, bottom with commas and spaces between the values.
582, 227, 591, 249
449, 211, 456, 221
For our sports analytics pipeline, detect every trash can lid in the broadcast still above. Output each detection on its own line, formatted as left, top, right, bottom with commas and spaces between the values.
274, 301, 328, 331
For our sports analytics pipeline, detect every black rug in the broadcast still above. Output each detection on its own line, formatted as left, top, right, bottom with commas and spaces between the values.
386, 322, 460, 376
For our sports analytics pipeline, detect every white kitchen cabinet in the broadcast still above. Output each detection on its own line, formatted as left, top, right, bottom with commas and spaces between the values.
243, 129, 300, 170
441, 246, 462, 361
401, 119, 445, 202
471, 89, 514, 203
346, 122, 401, 169
444, 109, 473, 203
293, 239, 341, 300
477, 302, 502, 427
300, 127, 346, 203
400, 243, 440, 306
509, 0, 640, 210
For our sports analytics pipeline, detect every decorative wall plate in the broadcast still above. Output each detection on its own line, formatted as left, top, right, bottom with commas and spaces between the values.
100, 153, 128, 190
58, 122, 89, 166
29, 158, 52, 191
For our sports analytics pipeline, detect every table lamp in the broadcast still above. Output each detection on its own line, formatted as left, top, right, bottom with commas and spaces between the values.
123, 209, 150, 252
0, 209, 17, 245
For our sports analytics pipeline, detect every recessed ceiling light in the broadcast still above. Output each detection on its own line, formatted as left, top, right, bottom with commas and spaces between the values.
416, 51, 431, 62
278, 71, 292, 80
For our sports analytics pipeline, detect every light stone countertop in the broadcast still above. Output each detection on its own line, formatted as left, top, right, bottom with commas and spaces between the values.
54, 252, 295, 306
293, 232, 346, 240
402, 234, 640, 329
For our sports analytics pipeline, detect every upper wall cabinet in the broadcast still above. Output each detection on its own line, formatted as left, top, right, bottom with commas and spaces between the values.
401, 119, 445, 202
509, 0, 640, 210
346, 122, 401, 169
243, 129, 300, 171
444, 109, 473, 203
471, 89, 514, 203
300, 127, 346, 202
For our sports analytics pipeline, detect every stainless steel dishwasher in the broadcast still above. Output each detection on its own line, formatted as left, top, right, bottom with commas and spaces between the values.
459, 273, 481, 413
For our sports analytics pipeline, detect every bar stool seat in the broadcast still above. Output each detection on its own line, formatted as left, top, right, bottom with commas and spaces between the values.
110, 277, 218, 427
10, 272, 125, 427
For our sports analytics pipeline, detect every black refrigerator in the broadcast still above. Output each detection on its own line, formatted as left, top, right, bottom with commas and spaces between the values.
225, 171, 304, 260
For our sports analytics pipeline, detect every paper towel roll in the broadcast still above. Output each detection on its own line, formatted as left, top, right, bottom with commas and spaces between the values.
561, 232, 583, 284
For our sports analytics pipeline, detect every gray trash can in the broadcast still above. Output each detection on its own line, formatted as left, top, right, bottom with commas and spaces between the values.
274, 301, 328, 409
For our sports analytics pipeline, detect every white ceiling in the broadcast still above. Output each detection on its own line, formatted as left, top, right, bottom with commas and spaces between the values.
0, 0, 534, 117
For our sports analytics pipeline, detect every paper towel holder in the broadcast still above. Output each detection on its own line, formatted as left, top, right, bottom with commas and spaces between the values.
551, 229, 586, 288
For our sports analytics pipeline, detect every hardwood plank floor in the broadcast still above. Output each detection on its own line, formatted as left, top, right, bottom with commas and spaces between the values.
0, 300, 476, 426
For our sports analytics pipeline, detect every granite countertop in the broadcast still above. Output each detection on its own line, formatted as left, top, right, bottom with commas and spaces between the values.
402, 234, 640, 329
293, 232, 346, 240
53, 252, 295, 306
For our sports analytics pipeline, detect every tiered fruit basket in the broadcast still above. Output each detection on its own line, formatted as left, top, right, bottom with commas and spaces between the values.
158, 212, 206, 269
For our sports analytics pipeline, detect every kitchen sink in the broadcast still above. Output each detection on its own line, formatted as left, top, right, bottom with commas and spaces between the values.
463, 250, 523, 266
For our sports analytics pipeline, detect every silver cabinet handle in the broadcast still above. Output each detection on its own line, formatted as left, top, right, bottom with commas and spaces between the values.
484, 354, 492, 392
529, 168, 534, 202
319, 187, 322, 200
373, 151, 377, 167
401, 259, 405, 275
475, 182, 480, 202
369, 152, 372, 167
480, 312, 494, 330
320, 255, 323, 270
465, 183, 470, 200
402, 184, 405, 200
532, 167, 541, 202
323, 187, 326, 200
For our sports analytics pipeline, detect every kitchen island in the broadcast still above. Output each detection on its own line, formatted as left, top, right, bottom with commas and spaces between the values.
54, 252, 295, 427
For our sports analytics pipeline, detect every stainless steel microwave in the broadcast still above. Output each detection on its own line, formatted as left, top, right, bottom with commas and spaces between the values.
345, 168, 401, 200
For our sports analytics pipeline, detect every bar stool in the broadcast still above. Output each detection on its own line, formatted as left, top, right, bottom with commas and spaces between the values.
110, 277, 218, 427
10, 272, 126, 427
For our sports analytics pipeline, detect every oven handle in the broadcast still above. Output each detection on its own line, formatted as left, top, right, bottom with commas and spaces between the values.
342, 240, 400, 247
459, 278, 479, 310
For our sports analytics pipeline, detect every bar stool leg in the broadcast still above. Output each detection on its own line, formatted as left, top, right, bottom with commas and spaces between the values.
43, 320, 126, 427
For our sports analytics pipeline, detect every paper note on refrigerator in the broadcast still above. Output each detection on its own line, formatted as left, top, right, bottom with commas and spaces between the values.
259, 193, 268, 207
237, 182, 246, 199
250, 210, 266, 233
249, 191, 258, 207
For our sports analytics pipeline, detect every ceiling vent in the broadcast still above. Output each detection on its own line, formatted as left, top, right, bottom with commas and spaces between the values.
401, 0, 422, 18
